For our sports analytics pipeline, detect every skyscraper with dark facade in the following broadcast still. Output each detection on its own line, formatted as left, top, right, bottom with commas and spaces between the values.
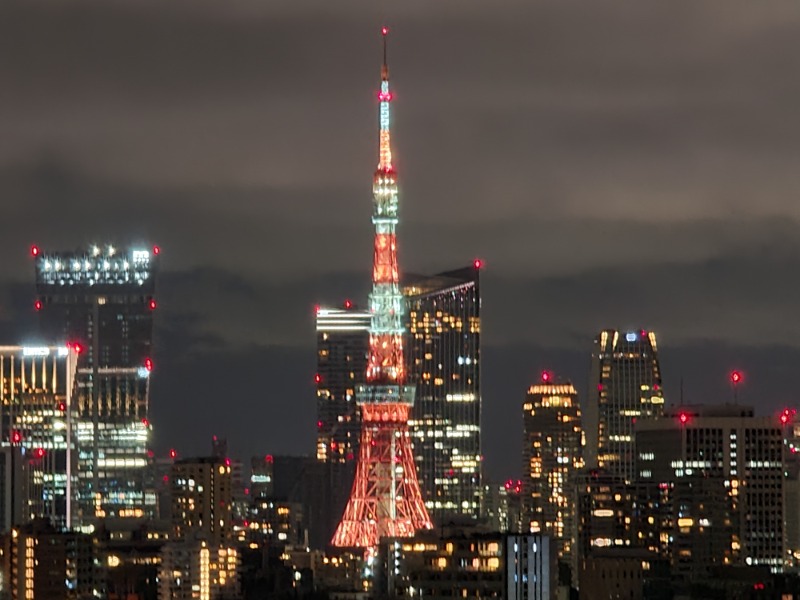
33, 244, 158, 527
404, 264, 481, 522
522, 375, 583, 559
636, 405, 785, 574
585, 329, 664, 482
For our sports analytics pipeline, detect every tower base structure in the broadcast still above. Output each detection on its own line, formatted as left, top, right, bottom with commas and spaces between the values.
331, 386, 433, 549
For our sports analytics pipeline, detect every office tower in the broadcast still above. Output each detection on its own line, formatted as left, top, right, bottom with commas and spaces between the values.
33, 244, 158, 526
159, 541, 240, 600
0, 344, 79, 530
586, 329, 664, 481
315, 304, 370, 463
573, 470, 664, 588
404, 264, 481, 522
377, 529, 553, 600
783, 411, 800, 567
170, 456, 233, 546
522, 374, 583, 559
0, 519, 99, 600
636, 405, 785, 573
332, 28, 433, 549
315, 304, 369, 546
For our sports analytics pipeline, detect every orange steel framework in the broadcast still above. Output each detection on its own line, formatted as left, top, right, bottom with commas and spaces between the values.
330, 27, 433, 549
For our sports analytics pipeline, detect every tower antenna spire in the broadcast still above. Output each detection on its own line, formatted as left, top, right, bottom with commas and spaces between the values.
381, 26, 389, 80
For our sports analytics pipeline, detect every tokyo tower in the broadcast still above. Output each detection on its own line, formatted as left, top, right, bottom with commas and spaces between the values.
330, 27, 433, 549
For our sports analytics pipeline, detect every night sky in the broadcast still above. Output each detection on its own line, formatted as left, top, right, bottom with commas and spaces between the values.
1, 0, 800, 482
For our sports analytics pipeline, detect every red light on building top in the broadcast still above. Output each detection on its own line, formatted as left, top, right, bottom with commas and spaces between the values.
473, 258, 483, 269
678, 412, 689, 425
144, 358, 153, 372
381, 26, 388, 35
149, 299, 157, 310
317, 420, 323, 428
225, 458, 231, 467
314, 373, 321, 384
541, 370, 551, 383
153, 245, 161, 255
31, 245, 39, 257
169, 448, 177, 459
265, 454, 274, 463
344, 299, 352, 309
34, 300, 42, 311
730, 371, 742, 384
72, 343, 84, 355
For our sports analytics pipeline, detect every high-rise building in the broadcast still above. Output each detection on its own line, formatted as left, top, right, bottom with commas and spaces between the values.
573, 470, 664, 589
586, 329, 664, 481
0, 344, 79, 530
170, 456, 233, 546
315, 305, 369, 547
377, 529, 554, 600
315, 304, 370, 463
522, 374, 583, 559
636, 405, 785, 573
159, 541, 240, 600
33, 244, 158, 527
0, 518, 99, 600
331, 28, 432, 549
404, 265, 481, 522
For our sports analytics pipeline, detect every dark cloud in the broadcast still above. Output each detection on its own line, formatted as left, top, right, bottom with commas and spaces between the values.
1, 0, 799, 478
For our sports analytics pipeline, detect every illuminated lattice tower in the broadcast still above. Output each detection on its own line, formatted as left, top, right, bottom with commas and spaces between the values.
331, 28, 433, 549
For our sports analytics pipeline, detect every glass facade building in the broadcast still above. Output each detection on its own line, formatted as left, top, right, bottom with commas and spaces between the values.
314, 305, 369, 548
403, 265, 481, 522
0, 345, 78, 530
315, 305, 370, 464
34, 245, 157, 527
522, 377, 583, 559
586, 329, 664, 482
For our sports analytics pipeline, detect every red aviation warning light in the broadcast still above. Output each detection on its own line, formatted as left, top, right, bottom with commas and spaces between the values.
34, 300, 42, 311
473, 258, 483, 269
780, 408, 796, 425
169, 448, 177, 459
149, 299, 157, 310
314, 373, 322, 384
541, 370, 551, 383
344, 299, 352, 309
30, 245, 39, 257
152, 245, 161, 255
730, 371, 743, 385
678, 412, 690, 425
72, 343, 84, 355
381, 26, 388, 36
144, 358, 153, 372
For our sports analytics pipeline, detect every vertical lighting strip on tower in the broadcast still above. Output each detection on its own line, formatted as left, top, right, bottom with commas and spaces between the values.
331, 27, 433, 550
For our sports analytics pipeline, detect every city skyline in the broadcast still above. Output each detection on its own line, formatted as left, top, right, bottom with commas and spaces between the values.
1, 0, 800, 483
